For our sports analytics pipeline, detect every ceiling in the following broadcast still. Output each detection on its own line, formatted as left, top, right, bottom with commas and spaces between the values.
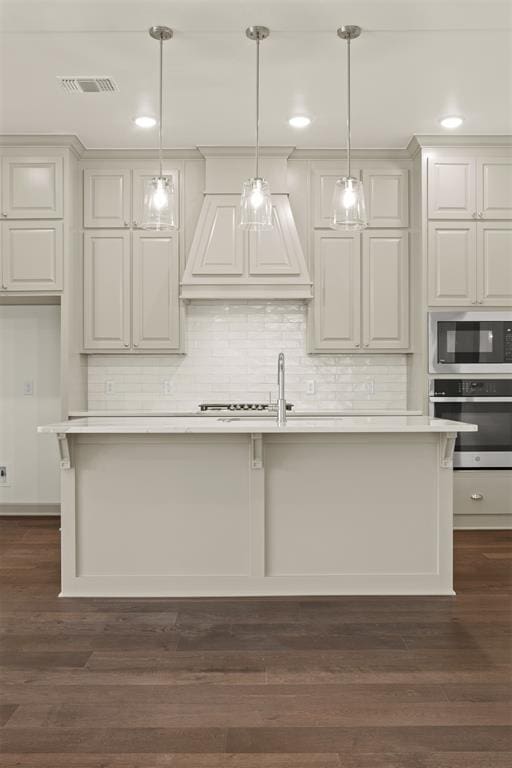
1, 0, 511, 149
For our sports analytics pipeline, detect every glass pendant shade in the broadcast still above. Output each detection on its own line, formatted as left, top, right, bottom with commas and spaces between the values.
239, 177, 273, 230
141, 175, 176, 230
332, 175, 367, 231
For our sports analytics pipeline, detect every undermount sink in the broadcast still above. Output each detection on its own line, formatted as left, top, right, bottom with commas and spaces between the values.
216, 414, 346, 422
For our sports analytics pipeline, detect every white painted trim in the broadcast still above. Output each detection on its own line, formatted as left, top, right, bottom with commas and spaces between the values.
0, 134, 85, 158
2, 135, 509, 162
0, 503, 60, 516
454, 514, 512, 530
198, 146, 295, 159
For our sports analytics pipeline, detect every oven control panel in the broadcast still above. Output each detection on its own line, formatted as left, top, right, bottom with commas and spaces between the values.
506, 326, 512, 361
432, 379, 512, 396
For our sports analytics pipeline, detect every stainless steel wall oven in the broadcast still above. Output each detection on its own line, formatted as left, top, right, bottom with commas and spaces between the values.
430, 379, 512, 468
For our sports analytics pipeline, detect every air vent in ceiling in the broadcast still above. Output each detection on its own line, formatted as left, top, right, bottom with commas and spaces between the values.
58, 77, 119, 94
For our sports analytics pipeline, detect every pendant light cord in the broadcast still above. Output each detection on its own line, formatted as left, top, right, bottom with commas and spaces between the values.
158, 35, 163, 179
346, 35, 351, 179
255, 37, 260, 179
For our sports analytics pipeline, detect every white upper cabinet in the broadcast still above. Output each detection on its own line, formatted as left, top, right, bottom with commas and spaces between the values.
1, 157, 63, 219
477, 222, 512, 305
311, 230, 361, 351
132, 169, 180, 229
132, 231, 181, 350
362, 231, 409, 350
428, 157, 476, 219
477, 159, 512, 220
83, 231, 131, 349
1, 220, 63, 291
362, 169, 409, 228
312, 163, 361, 228
83, 169, 131, 228
428, 155, 512, 220
428, 222, 476, 305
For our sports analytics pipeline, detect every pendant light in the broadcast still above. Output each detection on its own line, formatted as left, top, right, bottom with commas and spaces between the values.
332, 25, 367, 231
239, 26, 273, 230
141, 26, 177, 230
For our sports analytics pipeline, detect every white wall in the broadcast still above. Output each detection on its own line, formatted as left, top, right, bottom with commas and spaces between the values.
88, 301, 407, 412
0, 305, 60, 505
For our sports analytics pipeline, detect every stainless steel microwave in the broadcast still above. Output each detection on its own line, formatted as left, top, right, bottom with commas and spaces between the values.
429, 312, 512, 374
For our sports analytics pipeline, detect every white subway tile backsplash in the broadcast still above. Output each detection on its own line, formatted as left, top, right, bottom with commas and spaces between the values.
87, 301, 407, 412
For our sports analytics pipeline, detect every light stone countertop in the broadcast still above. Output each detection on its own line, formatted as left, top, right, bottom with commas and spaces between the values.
68, 409, 424, 418
39, 416, 478, 435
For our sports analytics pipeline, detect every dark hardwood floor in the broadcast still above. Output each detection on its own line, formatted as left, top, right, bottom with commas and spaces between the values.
1, 517, 511, 767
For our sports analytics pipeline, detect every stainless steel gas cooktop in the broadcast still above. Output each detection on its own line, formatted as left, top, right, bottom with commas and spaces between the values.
199, 403, 294, 412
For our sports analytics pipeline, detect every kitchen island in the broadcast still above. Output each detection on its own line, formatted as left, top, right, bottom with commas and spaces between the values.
39, 416, 477, 597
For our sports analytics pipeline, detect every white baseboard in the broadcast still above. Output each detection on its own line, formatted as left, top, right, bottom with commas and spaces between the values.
0, 503, 60, 516
454, 513, 512, 530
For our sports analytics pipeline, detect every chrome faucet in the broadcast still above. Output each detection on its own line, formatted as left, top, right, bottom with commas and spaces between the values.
276, 352, 287, 427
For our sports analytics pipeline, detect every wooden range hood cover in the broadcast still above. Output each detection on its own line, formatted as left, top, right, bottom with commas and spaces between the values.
181, 151, 312, 300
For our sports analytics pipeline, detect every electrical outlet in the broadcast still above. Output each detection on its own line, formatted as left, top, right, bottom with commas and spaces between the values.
0, 466, 8, 485
105, 380, 114, 395
23, 380, 34, 396
306, 380, 316, 395
364, 379, 375, 395
163, 380, 173, 395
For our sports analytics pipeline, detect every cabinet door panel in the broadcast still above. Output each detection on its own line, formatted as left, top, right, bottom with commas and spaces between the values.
362, 231, 409, 349
2, 157, 63, 218
132, 231, 181, 350
428, 157, 476, 219
132, 169, 179, 228
428, 222, 476, 306
312, 231, 361, 350
362, 169, 409, 227
477, 222, 512, 306
2, 221, 63, 291
477, 158, 512, 220
248, 196, 301, 276
188, 195, 244, 276
83, 169, 130, 228
83, 231, 130, 349
312, 163, 361, 228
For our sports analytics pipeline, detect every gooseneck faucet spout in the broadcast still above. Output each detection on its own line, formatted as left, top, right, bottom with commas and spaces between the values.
277, 352, 287, 427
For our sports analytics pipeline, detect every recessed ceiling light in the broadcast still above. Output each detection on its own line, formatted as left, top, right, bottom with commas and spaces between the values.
289, 115, 311, 128
440, 116, 463, 129
134, 115, 157, 128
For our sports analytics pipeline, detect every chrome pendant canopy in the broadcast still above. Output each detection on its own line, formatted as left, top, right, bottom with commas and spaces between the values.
332, 24, 367, 231
141, 25, 177, 230
239, 26, 273, 230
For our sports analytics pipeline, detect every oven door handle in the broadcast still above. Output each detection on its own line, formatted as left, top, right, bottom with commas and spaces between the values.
429, 397, 512, 402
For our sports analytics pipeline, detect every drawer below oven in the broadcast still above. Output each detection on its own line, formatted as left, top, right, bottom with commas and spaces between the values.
454, 470, 512, 518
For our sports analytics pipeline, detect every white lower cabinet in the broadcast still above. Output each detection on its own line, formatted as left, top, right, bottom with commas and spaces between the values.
83, 231, 131, 349
1, 220, 63, 291
454, 470, 512, 521
311, 230, 410, 352
428, 221, 512, 306
132, 231, 180, 350
362, 230, 409, 349
83, 230, 181, 352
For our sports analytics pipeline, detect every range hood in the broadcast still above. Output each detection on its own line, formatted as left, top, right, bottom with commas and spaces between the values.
181, 150, 312, 300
